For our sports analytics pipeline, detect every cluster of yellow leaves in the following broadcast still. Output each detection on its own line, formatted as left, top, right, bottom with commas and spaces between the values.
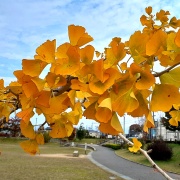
1, 7, 180, 154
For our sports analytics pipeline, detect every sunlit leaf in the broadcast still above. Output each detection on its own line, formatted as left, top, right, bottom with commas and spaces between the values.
143, 111, 155, 133
20, 120, 36, 139
146, 30, 167, 56
45, 72, 66, 88
99, 114, 123, 135
80, 45, 94, 64
129, 31, 149, 64
54, 46, 80, 75
83, 102, 97, 120
39, 93, 69, 114
7, 82, 22, 94
20, 140, 39, 155
105, 37, 126, 67
0, 102, 12, 120
68, 25, 93, 47
160, 66, 180, 87
130, 63, 155, 89
17, 108, 34, 123
150, 84, 180, 112
145, 6, 152, 15
111, 112, 124, 133
22, 59, 47, 77
112, 89, 139, 116
31, 77, 46, 92
49, 119, 73, 138
35, 90, 51, 108
129, 90, 149, 117
22, 81, 39, 98
129, 138, 142, 153
36, 133, 44, 145
34, 40, 56, 63
0, 79, 4, 88
89, 68, 119, 94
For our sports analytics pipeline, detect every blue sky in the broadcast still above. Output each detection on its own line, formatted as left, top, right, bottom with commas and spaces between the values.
0, 0, 177, 133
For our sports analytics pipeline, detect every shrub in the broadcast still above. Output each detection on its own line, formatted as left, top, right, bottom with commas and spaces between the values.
146, 140, 173, 161
43, 131, 51, 143
102, 143, 121, 150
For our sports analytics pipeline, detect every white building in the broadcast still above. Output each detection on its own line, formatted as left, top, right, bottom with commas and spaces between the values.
156, 121, 180, 141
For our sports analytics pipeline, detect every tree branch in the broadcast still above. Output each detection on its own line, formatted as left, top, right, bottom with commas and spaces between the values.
118, 133, 174, 180
153, 62, 180, 77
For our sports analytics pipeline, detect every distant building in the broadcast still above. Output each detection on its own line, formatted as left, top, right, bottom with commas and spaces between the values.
88, 130, 100, 138
156, 121, 180, 141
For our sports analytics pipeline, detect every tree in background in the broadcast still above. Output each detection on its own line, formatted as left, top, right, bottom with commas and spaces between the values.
0, 117, 21, 137
76, 125, 85, 140
129, 124, 142, 137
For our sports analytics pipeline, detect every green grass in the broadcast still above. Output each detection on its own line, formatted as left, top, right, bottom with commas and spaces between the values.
0, 138, 124, 180
115, 143, 180, 174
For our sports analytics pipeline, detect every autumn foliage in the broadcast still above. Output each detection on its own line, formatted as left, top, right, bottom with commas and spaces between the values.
1, 7, 180, 155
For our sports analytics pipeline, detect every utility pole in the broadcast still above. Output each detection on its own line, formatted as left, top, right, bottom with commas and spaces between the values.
123, 115, 125, 135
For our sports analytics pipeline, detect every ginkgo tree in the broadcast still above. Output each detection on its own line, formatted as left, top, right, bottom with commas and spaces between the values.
0, 6, 180, 180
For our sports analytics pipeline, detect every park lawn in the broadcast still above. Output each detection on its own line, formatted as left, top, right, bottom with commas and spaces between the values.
0, 138, 124, 180
115, 143, 180, 174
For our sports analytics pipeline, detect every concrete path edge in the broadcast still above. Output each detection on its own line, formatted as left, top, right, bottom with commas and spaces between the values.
87, 151, 135, 180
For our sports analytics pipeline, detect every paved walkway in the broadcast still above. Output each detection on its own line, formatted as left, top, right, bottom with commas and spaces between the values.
88, 145, 180, 180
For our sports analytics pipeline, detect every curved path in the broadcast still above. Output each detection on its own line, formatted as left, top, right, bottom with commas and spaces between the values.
88, 145, 180, 180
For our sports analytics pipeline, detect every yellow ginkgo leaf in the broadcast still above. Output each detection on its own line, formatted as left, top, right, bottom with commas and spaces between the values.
68, 25, 93, 47
0, 79, 4, 88
0, 102, 11, 120
105, 37, 126, 67
22, 59, 47, 77
83, 102, 97, 120
45, 72, 66, 88
20, 139, 39, 155
35, 90, 51, 108
80, 45, 94, 64
98, 116, 122, 135
160, 66, 180, 88
39, 93, 69, 115
71, 79, 89, 92
129, 31, 149, 64
22, 81, 39, 98
150, 84, 180, 112
56, 42, 71, 59
54, 46, 80, 75
34, 40, 56, 63
89, 68, 118, 95
146, 30, 167, 56
130, 63, 155, 90
20, 120, 36, 139
17, 107, 34, 123
36, 133, 44, 145
143, 111, 155, 133
129, 138, 142, 153
131, 91, 149, 117
31, 77, 46, 92
111, 112, 124, 133
169, 110, 180, 126
95, 107, 112, 123
7, 81, 22, 94
49, 119, 73, 138
112, 90, 139, 116
145, 6, 152, 15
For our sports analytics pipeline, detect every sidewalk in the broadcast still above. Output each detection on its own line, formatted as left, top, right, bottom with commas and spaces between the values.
88, 145, 180, 180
